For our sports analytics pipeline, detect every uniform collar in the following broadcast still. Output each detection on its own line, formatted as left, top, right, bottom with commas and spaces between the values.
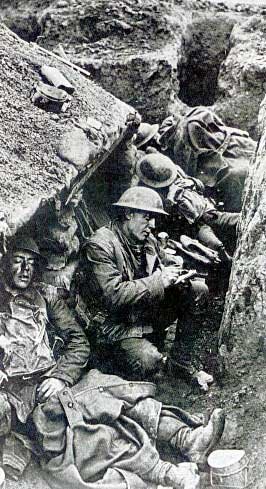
0, 279, 40, 304
112, 221, 160, 275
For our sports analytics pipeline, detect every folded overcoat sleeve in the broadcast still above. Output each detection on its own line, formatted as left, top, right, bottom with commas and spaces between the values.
45, 296, 91, 385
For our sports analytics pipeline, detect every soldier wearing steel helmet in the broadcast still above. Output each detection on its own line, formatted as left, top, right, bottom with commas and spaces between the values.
134, 122, 160, 151
84, 186, 212, 389
157, 107, 256, 213
0, 235, 90, 479
136, 152, 239, 257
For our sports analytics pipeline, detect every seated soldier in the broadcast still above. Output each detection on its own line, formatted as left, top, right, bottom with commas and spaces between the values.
0, 236, 225, 489
166, 173, 239, 257
84, 186, 213, 390
0, 236, 90, 479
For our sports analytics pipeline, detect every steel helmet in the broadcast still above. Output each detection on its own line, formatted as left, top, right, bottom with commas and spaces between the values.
135, 123, 159, 149
136, 153, 184, 188
9, 236, 46, 262
113, 186, 168, 215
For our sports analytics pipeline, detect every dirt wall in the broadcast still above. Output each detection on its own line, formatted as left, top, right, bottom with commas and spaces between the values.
179, 11, 241, 107
31, 0, 192, 123
215, 15, 266, 138
0, 23, 132, 236
217, 95, 266, 487
2, 0, 266, 136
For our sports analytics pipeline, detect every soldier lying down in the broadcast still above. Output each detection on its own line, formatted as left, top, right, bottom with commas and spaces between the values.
0, 236, 225, 489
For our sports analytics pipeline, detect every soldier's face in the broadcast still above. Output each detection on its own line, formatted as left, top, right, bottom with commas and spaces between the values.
127, 211, 156, 243
9, 250, 36, 289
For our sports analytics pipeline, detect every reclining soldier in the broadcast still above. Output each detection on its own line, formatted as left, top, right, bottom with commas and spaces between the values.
85, 186, 213, 390
0, 235, 226, 489
0, 236, 90, 479
136, 152, 239, 257
157, 107, 256, 212
34, 367, 225, 489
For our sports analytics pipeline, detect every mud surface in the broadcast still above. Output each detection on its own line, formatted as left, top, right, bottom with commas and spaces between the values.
2, 0, 266, 132
0, 24, 130, 232
179, 12, 240, 107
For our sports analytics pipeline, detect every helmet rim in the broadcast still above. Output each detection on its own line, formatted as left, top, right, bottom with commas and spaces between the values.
112, 186, 168, 216
135, 123, 159, 149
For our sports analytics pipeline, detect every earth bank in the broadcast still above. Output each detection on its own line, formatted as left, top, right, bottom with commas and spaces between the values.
2, 0, 266, 134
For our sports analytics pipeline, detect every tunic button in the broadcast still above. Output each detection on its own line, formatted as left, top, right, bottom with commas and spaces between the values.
68, 402, 73, 408
63, 390, 68, 395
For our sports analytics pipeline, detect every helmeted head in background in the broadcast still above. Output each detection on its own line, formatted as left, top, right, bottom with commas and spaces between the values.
135, 123, 160, 149
136, 153, 185, 189
157, 115, 181, 151
113, 186, 168, 244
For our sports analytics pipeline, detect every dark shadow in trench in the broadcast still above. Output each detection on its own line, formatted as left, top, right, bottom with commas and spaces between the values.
178, 13, 236, 107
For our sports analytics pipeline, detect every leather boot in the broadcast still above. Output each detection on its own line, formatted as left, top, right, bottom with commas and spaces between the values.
173, 408, 225, 464
144, 460, 199, 488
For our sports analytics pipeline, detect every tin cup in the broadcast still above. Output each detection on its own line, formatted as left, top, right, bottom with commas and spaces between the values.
208, 449, 250, 488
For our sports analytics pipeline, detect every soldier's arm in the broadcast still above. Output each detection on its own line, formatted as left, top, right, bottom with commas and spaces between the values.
86, 240, 164, 312
209, 211, 239, 231
197, 223, 223, 251
46, 297, 90, 386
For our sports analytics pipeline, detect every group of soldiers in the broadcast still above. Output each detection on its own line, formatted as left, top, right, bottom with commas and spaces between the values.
82, 105, 255, 388
0, 106, 256, 488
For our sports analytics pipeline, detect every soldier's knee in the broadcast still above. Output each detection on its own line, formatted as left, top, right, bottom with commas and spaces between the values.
121, 339, 163, 380
0, 393, 12, 436
190, 279, 209, 307
138, 340, 163, 377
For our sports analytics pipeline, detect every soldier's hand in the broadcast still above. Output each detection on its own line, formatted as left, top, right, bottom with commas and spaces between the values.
161, 266, 185, 288
180, 462, 200, 489
164, 462, 200, 489
124, 112, 142, 141
218, 245, 232, 263
126, 111, 141, 127
37, 378, 66, 402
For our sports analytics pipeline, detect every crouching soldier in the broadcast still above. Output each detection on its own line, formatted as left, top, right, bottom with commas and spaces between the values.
0, 236, 90, 479
85, 186, 212, 390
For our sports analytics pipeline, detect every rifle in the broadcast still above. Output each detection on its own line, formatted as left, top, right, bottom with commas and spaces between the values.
64, 112, 141, 206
